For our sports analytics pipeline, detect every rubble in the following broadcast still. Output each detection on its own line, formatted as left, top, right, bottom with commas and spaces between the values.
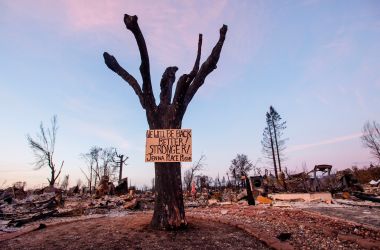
269, 192, 332, 203
1, 166, 380, 249
187, 205, 380, 249
369, 179, 380, 186
0, 182, 156, 232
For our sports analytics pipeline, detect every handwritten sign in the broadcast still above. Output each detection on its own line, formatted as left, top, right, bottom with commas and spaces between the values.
145, 129, 192, 162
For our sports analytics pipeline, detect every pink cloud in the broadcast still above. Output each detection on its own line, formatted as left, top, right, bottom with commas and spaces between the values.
286, 132, 363, 153
3, 0, 269, 95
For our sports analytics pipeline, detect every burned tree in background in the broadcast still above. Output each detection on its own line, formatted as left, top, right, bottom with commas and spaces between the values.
103, 14, 227, 229
80, 146, 121, 192
229, 154, 254, 205
27, 115, 64, 187
262, 113, 278, 179
261, 106, 286, 179
80, 146, 101, 193
113, 149, 128, 183
361, 120, 380, 163
269, 106, 286, 173
183, 154, 206, 192
229, 154, 253, 187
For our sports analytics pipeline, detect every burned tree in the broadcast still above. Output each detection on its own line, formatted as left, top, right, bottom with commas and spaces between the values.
80, 146, 119, 192
27, 115, 64, 186
229, 154, 254, 205
361, 121, 380, 163
113, 149, 128, 183
229, 154, 253, 187
261, 106, 286, 179
262, 113, 278, 179
183, 154, 206, 192
98, 147, 117, 179
80, 146, 101, 193
269, 106, 286, 173
103, 14, 227, 229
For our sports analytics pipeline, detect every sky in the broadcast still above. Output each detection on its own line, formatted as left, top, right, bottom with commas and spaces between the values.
0, 0, 379, 189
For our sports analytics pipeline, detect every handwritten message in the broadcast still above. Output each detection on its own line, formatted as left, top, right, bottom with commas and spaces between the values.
145, 129, 192, 162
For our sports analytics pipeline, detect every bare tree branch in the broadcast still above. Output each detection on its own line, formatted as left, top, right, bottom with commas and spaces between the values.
54, 161, 64, 182
80, 167, 90, 182
103, 52, 145, 108
362, 121, 380, 162
124, 14, 156, 110
187, 34, 203, 83
172, 74, 189, 107
172, 34, 203, 117
159, 66, 178, 106
184, 25, 227, 106
27, 115, 63, 186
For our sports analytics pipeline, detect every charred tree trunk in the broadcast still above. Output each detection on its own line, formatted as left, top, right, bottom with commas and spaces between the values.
267, 119, 278, 179
114, 153, 128, 183
272, 120, 282, 173
118, 155, 123, 183
152, 162, 185, 229
89, 164, 92, 194
103, 14, 227, 230
245, 176, 255, 205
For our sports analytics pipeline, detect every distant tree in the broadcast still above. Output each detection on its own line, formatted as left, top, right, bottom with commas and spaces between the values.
113, 149, 128, 183
13, 181, 26, 190
27, 115, 64, 186
194, 174, 212, 190
99, 147, 117, 179
183, 154, 206, 192
269, 106, 287, 172
221, 176, 226, 187
229, 154, 253, 187
60, 175, 69, 190
261, 106, 286, 179
80, 146, 102, 193
262, 113, 278, 178
80, 146, 119, 191
214, 173, 221, 189
361, 121, 380, 163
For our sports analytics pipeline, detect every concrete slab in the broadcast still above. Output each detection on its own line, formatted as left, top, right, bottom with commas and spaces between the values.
268, 192, 332, 203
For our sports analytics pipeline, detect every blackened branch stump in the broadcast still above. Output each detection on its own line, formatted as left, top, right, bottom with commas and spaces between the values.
103, 14, 228, 230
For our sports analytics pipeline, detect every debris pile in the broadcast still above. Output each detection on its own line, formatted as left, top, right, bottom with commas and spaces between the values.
0, 179, 156, 231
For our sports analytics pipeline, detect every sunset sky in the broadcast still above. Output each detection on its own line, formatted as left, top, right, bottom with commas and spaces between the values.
1, 0, 379, 188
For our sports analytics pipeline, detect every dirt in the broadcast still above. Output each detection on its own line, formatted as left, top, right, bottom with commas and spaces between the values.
187, 205, 380, 250
1, 212, 269, 250
305, 206, 380, 228
2, 204, 380, 249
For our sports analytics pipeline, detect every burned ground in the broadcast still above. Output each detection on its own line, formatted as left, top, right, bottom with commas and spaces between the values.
1, 213, 269, 250
1, 203, 380, 249
1, 177, 380, 249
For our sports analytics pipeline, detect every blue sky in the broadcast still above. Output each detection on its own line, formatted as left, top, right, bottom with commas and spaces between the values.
0, 0, 379, 188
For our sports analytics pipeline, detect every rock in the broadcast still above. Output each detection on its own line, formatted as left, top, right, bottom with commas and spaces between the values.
124, 198, 138, 210
121, 194, 135, 202
220, 209, 228, 215
277, 232, 292, 241
238, 200, 248, 205
219, 201, 232, 206
237, 189, 247, 200
342, 192, 350, 199
208, 199, 218, 206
